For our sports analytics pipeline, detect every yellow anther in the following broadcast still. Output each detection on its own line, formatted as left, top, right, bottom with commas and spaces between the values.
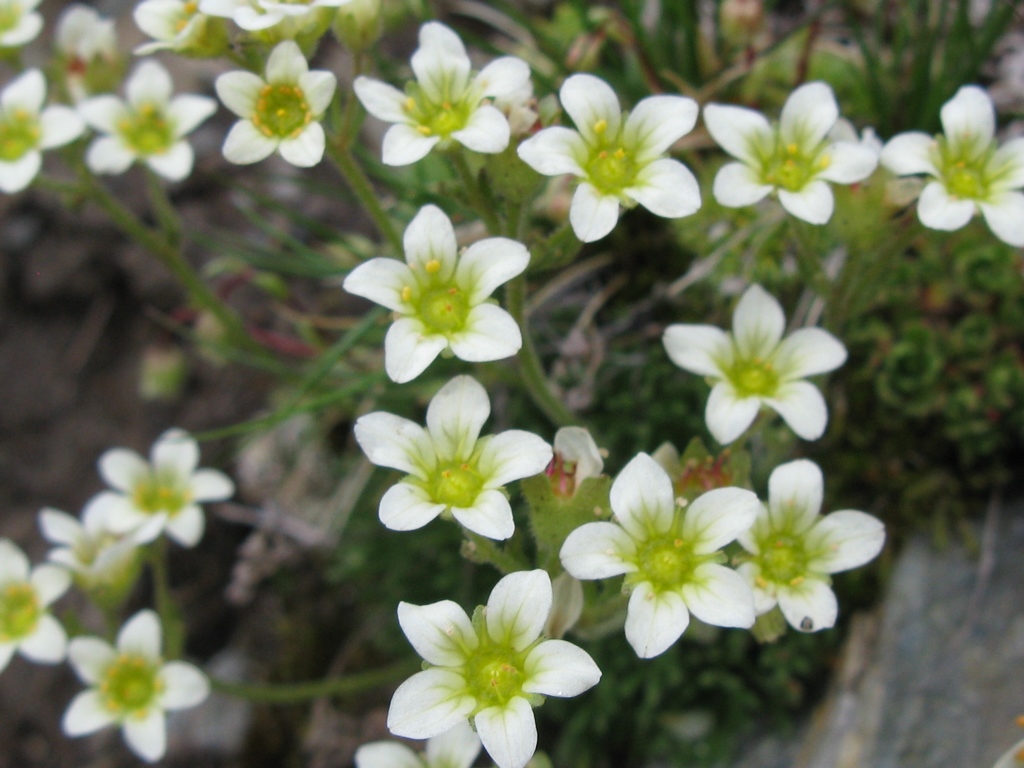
819, 154, 831, 169
442, 101, 451, 110
789, 576, 805, 586
786, 143, 797, 154
593, 118, 607, 134
613, 147, 626, 159
424, 259, 441, 274
754, 575, 768, 588
673, 539, 683, 548
460, 463, 470, 470
184, 0, 198, 12
598, 150, 608, 159
442, 470, 452, 478
401, 286, 412, 302
404, 97, 415, 111
447, 287, 457, 295
277, 108, 286, 117
417, 125, 432, 135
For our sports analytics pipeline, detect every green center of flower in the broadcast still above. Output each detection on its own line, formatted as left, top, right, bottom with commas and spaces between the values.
754, 531, 809, 587
759, 138, 830, 192
0, 109, 41, 162
252, 84, 312, 139
0, 3, 21, 34
430, 462, 484, 509
635, 535, 699, 592
0, 583, 40, 642
944, 162, 986, 200
402, 82, 474, 140
584, 119, 637, 195
933, 134, 1000, 202
100, 654, 164, 715
418, 284, 469, 332
728, 357, 779, 398
465, 645, 527, 709
118, 104, 174, 156
132, 475, 191, 516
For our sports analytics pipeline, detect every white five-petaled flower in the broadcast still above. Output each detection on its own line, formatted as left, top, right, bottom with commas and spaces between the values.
88, 428, 235, 547
0, 69, 85, 194
517, 73, 702, 242
343, 204, 529, 383
736, 459, 885, 633
78, 60, 217, 181
355, 720, 481, 768
354, 375, 552, 540
0, 539, 70, 674
388, 570, 601, 768
880, 85, 1024, 247
216, 41, 336, 168
200, 0, 348, 32
54, 4, 119, 102
663, 284, 847, 445
0, 0, 42, 48
39, 500, 140, 595
134, 0, 214, 55
704, 81, 879, 224
63, 610, 210, 763
354, 21, 531, 166
559, 453, 758, 658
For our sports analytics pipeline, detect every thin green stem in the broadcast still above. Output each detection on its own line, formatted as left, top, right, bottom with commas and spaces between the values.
145, 169, 183, 246
210, 659, 419, 703
325, 140, 403, 254
450, 149, 502, 235
148, 540, 185, 659
506, 275, 575, 427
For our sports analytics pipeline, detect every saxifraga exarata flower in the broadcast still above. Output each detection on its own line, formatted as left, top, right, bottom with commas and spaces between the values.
0, 538, 70, 674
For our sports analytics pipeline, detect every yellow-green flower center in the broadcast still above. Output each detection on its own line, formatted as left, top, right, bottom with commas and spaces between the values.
403, 258, 471, 335
634, 535, 700, 591
728, 357, 779, 398
402, 82, 473, 139
753, 532, 809, 587
0, 108, 41, 162
931, 134, 1009, 202
465, 644, 528, 709
252, 84, 312, 139
758, 138, 830, 192
583, 119, 637, 195
0, 583, 40, 642
118, 103, 174, 156
132, 475, 191, 516
100, 654, 164, 716
430, 462, 484, 509
0, 2, 22, 34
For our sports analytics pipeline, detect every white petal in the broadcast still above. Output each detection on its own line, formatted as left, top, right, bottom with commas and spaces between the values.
38, 508, 82, 547
624, 581, 689, 659
158, 662, 210, 709
780, 82, 838, 148
127, 61, 173, 108
215, 71, 264, 118
773, 327, 847, 379
354, 742, 423, 768
0, 153, 42, 193
817, 141, 877, 184
764, 380, 828, 441
683, 487, 759, 554
559, 522, 637, 579
146, 141, 194, 181
712, 161, 774, 207
476, 430, 552, 488
451, 489, 514, 540
222, 120, 278, 165
353, 76, 408, 123
77, 96, 127, 134
705, 381, 761, 445
355, 412, 434, 477
18, 614, 68, 663
86, 136, 137, 175
879, 132, 939, 176
379, 482, 447, 531
486, 570, 550, 651
411, 23, 471, 104
778, 180, 834, 224
89, 492, 144, 534
38, 106, 86, 149
123, 708, 167, 763
516, 127, 586, 176
169, 95, 217, 138
682, 563, 754, 628
1, 11, 43, 46
425, 375, 490, 462
68, 637, 116, 683
449, 304, 522, 363
63, 690, 116, 736
1, 69, 45, 113
384, 318, 448, 383
662, 324, 731, 378
609, 452, 675, 539
737, 561, 778, 614
569, 182, 620, 242
266, 40, 308, 84
777, 578, 837, 632
387, 668, 475, 739
344, 257, 415, 313
299, 70, 336, 116
703, 103, 772, 165
732, 284, 785, 359
279, 122, 325, 167
559, 74, 621, 144
807, 510, 885, 573
474, 57, 530, 99
553, 427, 603, 483
767, 459, 823, 532
522, 639, 601, 697
132, 516, 168, 545
989, 138, 1024, 190
916, 180, 975, 231
624, 95, 698, 161
455, 237, 530, 305
0, 539, 31, 582
991, 737, 1024, 768
475, 699, 537, 768
189, 469, 234, 501
0, 643, 14, 673
424, 719, 482, 768
979, 192, 1024, 247
99, 448, 149, 492
165, 505, 205, 547
404, 204, 457, 276
30, 564, 71, 606
624, 158, 701, 218
397, 600, 477, 667
940, 85, 994, 145
117, 610, 162, 658
452, 105, 510, 154
383, 124, 440, 166
152, 430, 199, 478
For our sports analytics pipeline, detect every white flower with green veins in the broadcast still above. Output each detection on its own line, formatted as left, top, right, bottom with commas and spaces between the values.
517, 73, 702, 242
736, 459, 885, 633
662, 284, 847, 445
0, 539, 70, 674
343, 204, 529, 383
881, 85, 1024, 247
354, 21, 531, 166
387, 570, 601, 768
560, 453, 758, 659
354, 375, 552, 541
355, 720, 481, 768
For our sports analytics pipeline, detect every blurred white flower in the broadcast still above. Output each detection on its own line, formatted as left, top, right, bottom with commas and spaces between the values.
200, 0, 349, 32
54, 4, 118, 102
134, 0, 216, 55
355, 721, 481, 768
0, 0, 43, 48
546, 426, 603, 498
38, 501, 140, 595
0, 539, 70, 674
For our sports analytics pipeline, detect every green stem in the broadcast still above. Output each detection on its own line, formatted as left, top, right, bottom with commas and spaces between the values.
210, 659, 419, 703
324, 140, 403, 254
461, 531, 531, 575
450, 149, 502, 235
144, 169, 183, 246
506, 275, 575, 427
148, 541, 185, 659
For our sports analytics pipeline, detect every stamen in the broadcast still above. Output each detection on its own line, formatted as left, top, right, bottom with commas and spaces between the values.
401, 286, 412, 302
593, 118, 607, 135
424, 259, 441, 274
417, 125, 432, 135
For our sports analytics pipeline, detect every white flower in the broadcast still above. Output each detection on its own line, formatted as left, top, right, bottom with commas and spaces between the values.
518, 73, 701, 242
736, 460, 885, 633
0, 69, 86, 194
354, 21, 531, 166
216, 40, 336, 168
54, 4, 119, 103
354, 375, 552, 540
355, 721, 481, 768
134, 0, 215, 55
387, 570, 601, 768
63, 610, 210, 763
880, 85, 1024, 247
78, 60, 217, 181
343, 204, 529, 383
704, 81, 878, 224
38, 500, 140, 594
662, 284, 847, 445
559, 453, 759, 658
0, 0, 43, 48
200, 0, 348, 32
87, 428, 235, 547
0, 539, 70, 674
547, 426, 603, 497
